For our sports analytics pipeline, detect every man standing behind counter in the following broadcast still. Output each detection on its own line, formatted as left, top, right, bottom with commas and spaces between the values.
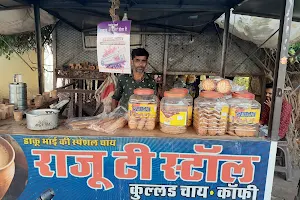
112, 48, 157, 109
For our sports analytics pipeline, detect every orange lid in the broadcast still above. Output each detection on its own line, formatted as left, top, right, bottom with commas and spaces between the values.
164, 91, 186, 98
232, 91, 255, 100
134, 88, 154, 95
200, 91, 224, 99
171, 88, 189, 95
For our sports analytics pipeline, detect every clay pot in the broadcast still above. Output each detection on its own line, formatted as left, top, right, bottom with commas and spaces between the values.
34, 95, 44, 107
13, 111, 23, 122
0, 137, 15, 199
50, 90, 58, 98
27, 99, 32, 107
43, 92, 50, 102
3, 107, 9, 119
0, 110, 6, 120
7, 105, 14, 118
0, 104, 5, 110
1, 135, 28, 171
2, 99, 9, 105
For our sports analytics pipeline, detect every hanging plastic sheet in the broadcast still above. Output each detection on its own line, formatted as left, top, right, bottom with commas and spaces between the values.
215, 10, 300, 48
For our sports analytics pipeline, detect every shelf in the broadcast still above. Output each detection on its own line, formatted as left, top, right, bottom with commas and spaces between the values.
56, 76, 105, 81
57, 89, 96, 94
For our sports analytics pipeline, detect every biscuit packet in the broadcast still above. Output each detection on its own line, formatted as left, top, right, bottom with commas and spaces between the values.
65, 112, 108, 130
87, 106, 128, 134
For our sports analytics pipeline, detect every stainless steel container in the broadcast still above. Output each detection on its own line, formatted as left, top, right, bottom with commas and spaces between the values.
26, 109, 59, 130
9, 83, 27, 110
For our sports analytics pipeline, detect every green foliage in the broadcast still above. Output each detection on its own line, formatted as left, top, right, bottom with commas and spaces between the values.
288, 42, 300, 64
0, 25, 53, 59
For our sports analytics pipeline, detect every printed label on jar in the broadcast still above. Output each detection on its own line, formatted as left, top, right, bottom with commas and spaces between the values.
206, 106, 229, 119
221, 106, 229, 120
160, 111, 187, 126
128, 104, 157, 118
187, 106, 193, 126
229, 108, 260, 124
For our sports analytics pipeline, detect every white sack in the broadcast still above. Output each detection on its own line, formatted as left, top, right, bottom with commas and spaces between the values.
0, 8, 55, 35
215, 10, 300, 48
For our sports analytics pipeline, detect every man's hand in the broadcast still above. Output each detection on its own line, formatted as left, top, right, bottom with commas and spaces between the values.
264, 99, 271, 108
111, 99, 119, 110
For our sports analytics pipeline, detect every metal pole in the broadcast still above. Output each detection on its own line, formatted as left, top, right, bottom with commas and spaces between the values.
229, 28, 279, 75
220, 8, 230, 77
141, 34, 146, 48
162, 35, 169, 92
268, 0, 294, 140
34, 2, 44, 94
53, 24, 57, 90
261, 76, 267, 107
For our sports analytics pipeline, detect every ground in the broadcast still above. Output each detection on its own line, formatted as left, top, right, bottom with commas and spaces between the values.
272, 170, 300, 200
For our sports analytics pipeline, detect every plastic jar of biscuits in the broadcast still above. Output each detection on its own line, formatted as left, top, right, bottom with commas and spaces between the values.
160, 91, 188, 134
171, 88, 193, 126
128, 88, 158, 130
227, 91, 261, 137
193, 91, 229, 136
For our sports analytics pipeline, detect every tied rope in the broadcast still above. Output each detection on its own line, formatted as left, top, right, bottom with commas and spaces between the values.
109, 0, 120, 21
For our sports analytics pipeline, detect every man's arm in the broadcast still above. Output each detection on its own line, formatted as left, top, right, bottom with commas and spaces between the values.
111, 76, 123, 110
111, 99, 119, 110
260, 106, 269, 125
278, 100, 292, 139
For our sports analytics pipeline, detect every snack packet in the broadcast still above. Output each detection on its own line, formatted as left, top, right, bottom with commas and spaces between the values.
87, 106, 128, 134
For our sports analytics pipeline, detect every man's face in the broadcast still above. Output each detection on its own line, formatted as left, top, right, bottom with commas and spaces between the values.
266, 88, 273, 101
132, 56, 147, 74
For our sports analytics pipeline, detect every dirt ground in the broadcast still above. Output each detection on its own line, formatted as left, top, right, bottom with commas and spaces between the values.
272, 170, 300, 200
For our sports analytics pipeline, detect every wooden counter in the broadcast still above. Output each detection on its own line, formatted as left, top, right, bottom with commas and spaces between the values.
0, 119, 266, 141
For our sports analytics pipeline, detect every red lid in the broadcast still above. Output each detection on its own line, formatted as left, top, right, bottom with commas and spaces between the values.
164, 91, 186, 98
232, 91, 255, 100
200, 91, 224, 99
134, 88, 154, 95
171, 88, 189, 95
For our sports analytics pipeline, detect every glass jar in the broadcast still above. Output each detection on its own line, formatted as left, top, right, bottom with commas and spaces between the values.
160, 91, 188, 134
193, 91, 229, 136
128, 88, 158, 130
171, 88, 193, 126
227, 91, 261, 137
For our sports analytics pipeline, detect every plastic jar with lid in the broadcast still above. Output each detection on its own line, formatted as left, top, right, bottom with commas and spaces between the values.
171, 88, 193, 126
128, 88, 158, 130
227, 91, 261, 137
160, 91, 189, 134
193, 91, 229, 136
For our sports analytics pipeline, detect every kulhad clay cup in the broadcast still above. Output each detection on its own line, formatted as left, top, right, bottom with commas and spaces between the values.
13, 111, 23, 122
7, 105, 15, 118
0, 137, 15, 199
27, 99, 32, 107
43, 92, 50, 102
50, 90, 58, 98
0, 110, 5, 120
34, 95, 44, 107
2, 99, 9, 105
3, 107, 9, 119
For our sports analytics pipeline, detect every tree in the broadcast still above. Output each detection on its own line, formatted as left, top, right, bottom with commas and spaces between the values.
289, 42, 300, 64
0, 25, 53, 60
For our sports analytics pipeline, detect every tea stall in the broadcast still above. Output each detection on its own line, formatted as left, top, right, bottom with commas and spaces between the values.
0, 0, 296, 199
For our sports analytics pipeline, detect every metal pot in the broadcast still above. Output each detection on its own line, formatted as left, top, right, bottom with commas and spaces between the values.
26, 109, 59, 131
